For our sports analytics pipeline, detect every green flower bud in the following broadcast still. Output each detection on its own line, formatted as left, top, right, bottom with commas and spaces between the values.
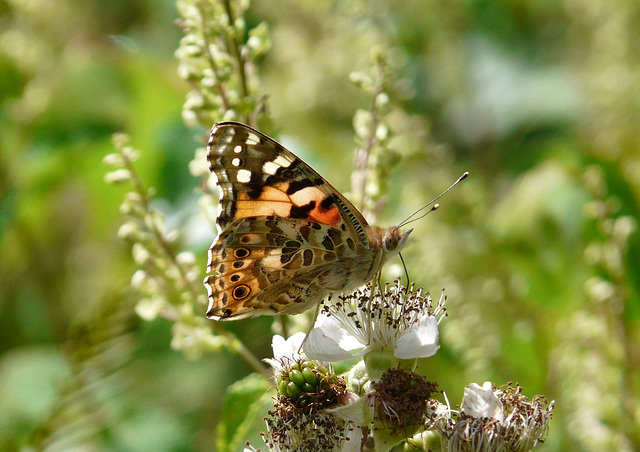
302, 367, 318, 385
289, 369, 305, 386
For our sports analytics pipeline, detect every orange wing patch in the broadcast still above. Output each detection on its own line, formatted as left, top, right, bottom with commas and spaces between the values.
231, 182, 341, 227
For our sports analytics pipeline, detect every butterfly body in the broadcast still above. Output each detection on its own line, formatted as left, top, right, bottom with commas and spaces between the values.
204, 122, 410, 320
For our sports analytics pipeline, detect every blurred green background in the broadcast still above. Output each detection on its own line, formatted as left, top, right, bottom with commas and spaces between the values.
1, 0, 639, 450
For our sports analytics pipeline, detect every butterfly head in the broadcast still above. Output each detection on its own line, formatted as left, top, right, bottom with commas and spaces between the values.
382, 227, 413, 256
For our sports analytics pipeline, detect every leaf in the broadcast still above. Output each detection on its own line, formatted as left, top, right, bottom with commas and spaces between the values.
215, 373, 273, 452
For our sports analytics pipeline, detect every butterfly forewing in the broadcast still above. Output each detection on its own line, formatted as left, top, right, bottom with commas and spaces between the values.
207, 122, 370, 242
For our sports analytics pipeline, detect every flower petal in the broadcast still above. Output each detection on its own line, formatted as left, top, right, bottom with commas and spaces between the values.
461, 381, 504, 422
394, 316, 440, 359
266, 333, 306, 370
317, 314, 363, 351
303, 326, 355, 362
327, 395, 374, 427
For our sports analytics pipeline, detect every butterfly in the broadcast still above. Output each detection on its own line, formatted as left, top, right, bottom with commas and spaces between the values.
204, 121, 413, 320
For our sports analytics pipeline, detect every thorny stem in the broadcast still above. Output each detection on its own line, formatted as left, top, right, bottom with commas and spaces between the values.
119, 148, 269, 378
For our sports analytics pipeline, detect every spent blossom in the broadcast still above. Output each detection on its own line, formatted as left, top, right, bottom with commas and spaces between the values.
445, 382, 554, 452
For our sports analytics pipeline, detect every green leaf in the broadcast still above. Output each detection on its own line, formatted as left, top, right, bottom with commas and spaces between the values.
215, 373, 272, 452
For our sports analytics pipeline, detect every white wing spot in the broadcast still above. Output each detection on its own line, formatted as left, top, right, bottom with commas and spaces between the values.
232, 158, 241, 167
233, 145, 243, 154
274, 155, 292, 168
263, 161, 280, 175
237, 169, 252, 183
246, 133, 260, 145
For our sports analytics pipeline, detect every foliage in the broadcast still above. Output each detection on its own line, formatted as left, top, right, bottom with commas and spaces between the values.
1, 0, 639, 450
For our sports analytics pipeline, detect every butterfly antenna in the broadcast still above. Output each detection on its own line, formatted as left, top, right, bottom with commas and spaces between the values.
397, 171, 469, 229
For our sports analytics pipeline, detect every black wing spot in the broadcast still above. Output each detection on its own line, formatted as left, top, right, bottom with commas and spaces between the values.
286, 179, 315, 195
290, 201, 316, 219
328, 228, 342, 243
299, 225, 311, 241
303, 249, 314, 266
247, 171, 264, 199
346, 237, 356, 251
320, 194, 336, 210
275, 159, 300, 178
233, 261, 244, 268
233, 284, 251, 300
234, 248, 250, 258
280, 252, 294, 264
322, 235, 334, 251
230, 274, 240, 282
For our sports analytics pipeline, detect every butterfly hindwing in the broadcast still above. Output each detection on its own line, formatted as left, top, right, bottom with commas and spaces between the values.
204, 217, 367, 320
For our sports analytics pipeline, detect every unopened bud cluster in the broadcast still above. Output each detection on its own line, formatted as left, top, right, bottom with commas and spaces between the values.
176, 0, 270, 128
276, 360, 344, 408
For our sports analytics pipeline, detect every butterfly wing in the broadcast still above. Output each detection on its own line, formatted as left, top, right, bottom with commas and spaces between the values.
205, 217, 364, 319
205, 122, 375, 320
208, 122, 371, 243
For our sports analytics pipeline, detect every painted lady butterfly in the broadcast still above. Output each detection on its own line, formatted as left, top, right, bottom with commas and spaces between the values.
204, 122, 412, 320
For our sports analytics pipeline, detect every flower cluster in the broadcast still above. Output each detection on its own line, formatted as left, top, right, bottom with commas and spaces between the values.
251, 284, 553, 452
350, 48, 402, 221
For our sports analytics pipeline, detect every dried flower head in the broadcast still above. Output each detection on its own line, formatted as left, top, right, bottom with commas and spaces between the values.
373, 368, 439, 434
445, 382, 554, 452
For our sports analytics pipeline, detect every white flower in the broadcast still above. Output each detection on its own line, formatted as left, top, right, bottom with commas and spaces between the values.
461, 382, 505, 422
304, 280, 445, 362
264, 332, 307, 371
